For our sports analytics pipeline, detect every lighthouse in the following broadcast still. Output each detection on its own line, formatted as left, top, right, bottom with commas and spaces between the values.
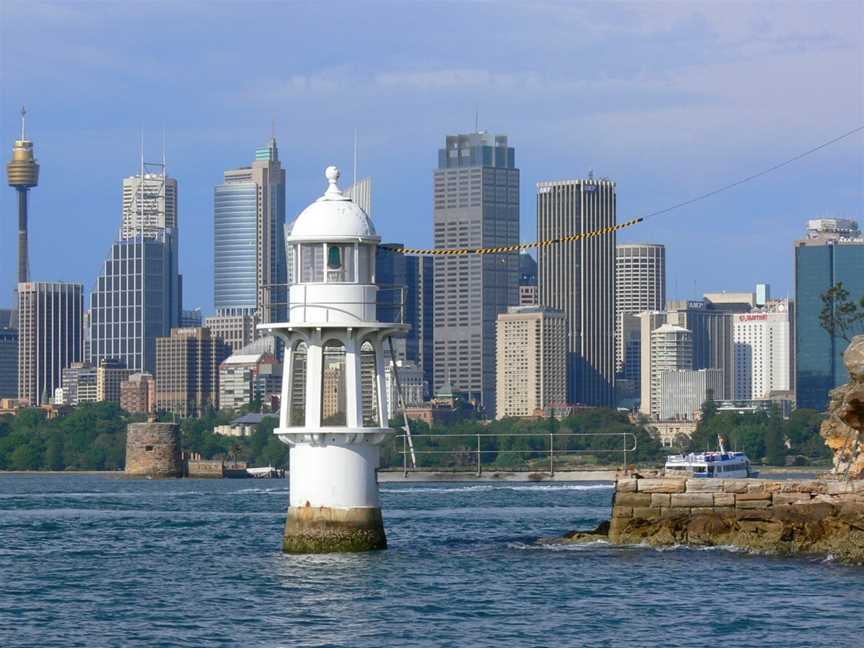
261, 166, 406, 553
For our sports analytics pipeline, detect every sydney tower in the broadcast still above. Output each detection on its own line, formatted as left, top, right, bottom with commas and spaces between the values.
6, 107, 39, 284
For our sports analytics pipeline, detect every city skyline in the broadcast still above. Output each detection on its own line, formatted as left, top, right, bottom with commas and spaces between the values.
2, 2, 862, 313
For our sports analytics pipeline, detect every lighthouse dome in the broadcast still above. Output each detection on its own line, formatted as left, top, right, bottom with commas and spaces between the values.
289, 166, 378, 241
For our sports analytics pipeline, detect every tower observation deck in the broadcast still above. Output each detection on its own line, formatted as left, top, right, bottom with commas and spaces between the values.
6, 107, 40, 284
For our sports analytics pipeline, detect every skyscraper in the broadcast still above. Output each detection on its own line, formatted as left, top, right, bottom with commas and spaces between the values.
733, 302, 792, 400
376, 244, 434, 393
615, 243, 665, 375
496, 306, 567, 419
433, 132, 519, 417
649, 323, 693, 419
795, 218, 864, 409
214, 138, 286, 325
537, 177, 616, 406
155, 327, 229, 417
6, 107, 39, 285
0, 326, 19, 399
90, 159, 181, 374
17, 281, 83, 405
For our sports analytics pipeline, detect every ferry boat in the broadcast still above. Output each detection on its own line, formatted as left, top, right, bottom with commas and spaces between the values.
664, 437, 758, 478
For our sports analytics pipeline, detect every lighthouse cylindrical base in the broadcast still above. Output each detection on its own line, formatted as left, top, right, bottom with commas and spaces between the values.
283, 505, 387, 553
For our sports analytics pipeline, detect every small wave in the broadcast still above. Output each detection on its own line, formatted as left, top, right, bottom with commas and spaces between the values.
508, 539, 610, 551
229, 488, 289, 496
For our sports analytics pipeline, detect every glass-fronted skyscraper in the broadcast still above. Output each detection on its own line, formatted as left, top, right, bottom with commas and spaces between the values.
795, 219, 864, 410
433, 132, 519, 417
89, 230, 181, 374
377, 244, 434, 394
214, 138, 286, 324
90, 161, 181, 374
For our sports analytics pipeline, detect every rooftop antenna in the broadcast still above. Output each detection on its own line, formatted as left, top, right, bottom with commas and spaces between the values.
20, 106, 27, 140
272, 115, 276, 141
353, 128, 358, 188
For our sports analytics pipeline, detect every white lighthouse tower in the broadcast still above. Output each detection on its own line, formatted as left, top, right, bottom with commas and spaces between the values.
261, 166, 406, 553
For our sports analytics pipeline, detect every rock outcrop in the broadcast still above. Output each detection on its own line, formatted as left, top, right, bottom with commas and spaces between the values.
821, 335, 864, 479
598, 477, 864, 563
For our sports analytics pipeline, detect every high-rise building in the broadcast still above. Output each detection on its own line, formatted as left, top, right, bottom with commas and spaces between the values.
345, 177, 373, 216
203, 312, 255, 354
538, 177, 616, 406
660, 368, 725, 421
649, 323, 693, 419
495, 306, 567, 419
615, 243, 665, 375
638, 311, 668, 416
519, 253, 538, 306
60, 362, 97, 405
180, 308, 203, 328
214, 138, 286, 324
17, 282, 83, 405
7, 108, 39, 285
121, 169, 177, 239
96, 359, 134, 403
376, 244, 434, 394
155, 327, 229, 417
0, 308, 17, 398
733, 302, 792, 400
218, 351, 282, 411
433, 132, 519, 417
89, 229, 181, 374
795, 218, 864, 409
666, 299, 734, 399
384, 360, 426, 421
120, 372, 156, 415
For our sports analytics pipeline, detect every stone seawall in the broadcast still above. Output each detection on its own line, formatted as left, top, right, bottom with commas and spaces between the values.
125, 422, 182, 478
609, 477, 864, 563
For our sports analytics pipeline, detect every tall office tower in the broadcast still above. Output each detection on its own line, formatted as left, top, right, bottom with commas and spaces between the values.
376, 244, 434, 393
666, 299, 734, 399
17, 282, 83, 406
203, 312, 255, 354
638, 311, 668, 416
733, 301, 792, 400
90, 229, 181, 374
495, 306, 567, 419
345, 177, 373, 216
615, 244, 665, 375
121, 169, 177, 239
218, 351, 282, 411
433, 132, 519, 417
120, 372, 156, 414
59, 362, 97, 406
155, 327, 229, 417
0, 327, 17, 398
7, 108, 39, 285
538, 177, 616, 406
214, 138, 287, 325
649, 323, 692, 419
519, 253, 538, 306
795, 218, 864, 409
181, 308, 202, 328
96, 359, 133, 403
660, 368, 724, 421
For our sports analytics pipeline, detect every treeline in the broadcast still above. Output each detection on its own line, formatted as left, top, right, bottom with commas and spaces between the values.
687, 403, 829, 466
380, 408, 668, 470
0, 404, 288, 471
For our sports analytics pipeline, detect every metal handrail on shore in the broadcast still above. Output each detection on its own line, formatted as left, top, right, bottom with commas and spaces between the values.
393, 432, 637, 477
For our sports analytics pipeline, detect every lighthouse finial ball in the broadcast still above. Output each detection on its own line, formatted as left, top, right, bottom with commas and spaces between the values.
326, 165, 340, 183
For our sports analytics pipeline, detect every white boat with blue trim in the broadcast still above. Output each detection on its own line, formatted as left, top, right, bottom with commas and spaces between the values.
664, 437, 758, 478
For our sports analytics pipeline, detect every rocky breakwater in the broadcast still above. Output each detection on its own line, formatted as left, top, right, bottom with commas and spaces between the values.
606, 476, 864, 563
821, 335, 864, 479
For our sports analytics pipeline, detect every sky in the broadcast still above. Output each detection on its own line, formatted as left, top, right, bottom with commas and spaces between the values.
1, 0, 862, 313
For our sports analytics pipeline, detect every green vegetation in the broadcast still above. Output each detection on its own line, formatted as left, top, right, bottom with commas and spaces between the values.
687, 403, 829, 466
819, 281, 864, 342
380, 408, 668, 470
0, 404, 288, 471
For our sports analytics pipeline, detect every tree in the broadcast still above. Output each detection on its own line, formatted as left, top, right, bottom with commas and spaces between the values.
764, 415, 786, 466
819, 282, 864, 342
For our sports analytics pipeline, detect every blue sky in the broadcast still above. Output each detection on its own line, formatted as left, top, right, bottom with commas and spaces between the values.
1, 0, 862, 312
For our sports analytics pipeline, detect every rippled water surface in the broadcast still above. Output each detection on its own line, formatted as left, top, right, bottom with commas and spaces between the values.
1, 474, 861, 647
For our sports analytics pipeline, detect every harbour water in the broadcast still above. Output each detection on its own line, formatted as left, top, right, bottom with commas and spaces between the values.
1, 474, 861, 647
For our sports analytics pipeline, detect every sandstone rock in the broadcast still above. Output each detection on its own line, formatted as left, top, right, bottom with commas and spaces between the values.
670, 493, 714, 508
713, 493, 735, 507
616, 478, 637, 493
615, 492, 651, 507
637, 478, 686, 493
650, 493, 671, 507
821, 335, 864, 479
684, 480, 724, 493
